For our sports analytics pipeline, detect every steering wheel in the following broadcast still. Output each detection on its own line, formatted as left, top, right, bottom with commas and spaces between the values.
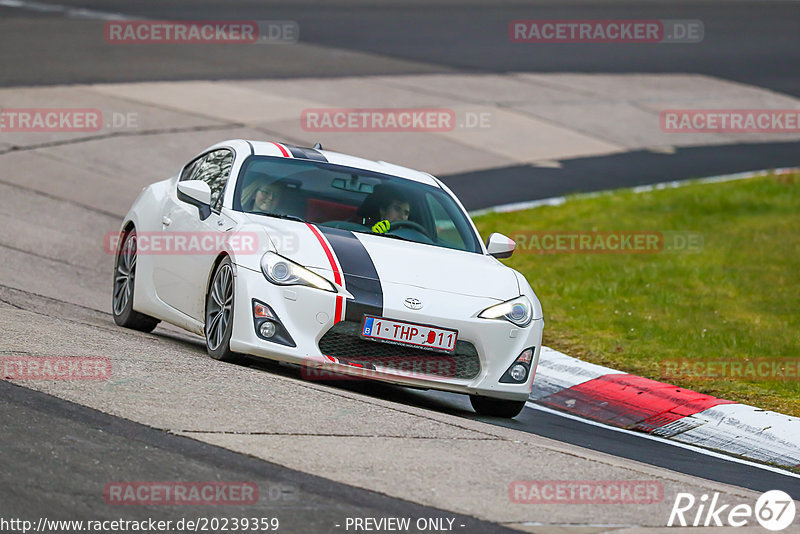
389, 220, 433, 240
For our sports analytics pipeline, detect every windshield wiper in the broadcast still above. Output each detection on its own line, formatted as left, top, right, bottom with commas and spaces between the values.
252, 212, 306, 223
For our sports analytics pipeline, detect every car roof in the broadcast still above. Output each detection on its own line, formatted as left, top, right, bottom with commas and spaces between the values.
220, 139, 440, 187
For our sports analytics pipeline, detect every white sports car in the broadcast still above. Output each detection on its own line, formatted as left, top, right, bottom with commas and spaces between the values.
113, 140, 544, 417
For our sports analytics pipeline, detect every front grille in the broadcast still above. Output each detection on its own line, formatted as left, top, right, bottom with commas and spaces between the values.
318, 321, 481, 380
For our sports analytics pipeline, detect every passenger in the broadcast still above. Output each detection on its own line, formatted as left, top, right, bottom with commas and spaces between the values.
242, 177, 281, 213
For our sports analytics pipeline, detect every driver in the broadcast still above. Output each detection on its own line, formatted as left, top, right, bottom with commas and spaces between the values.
372, 196, 410, 233
358, 185, 411, 234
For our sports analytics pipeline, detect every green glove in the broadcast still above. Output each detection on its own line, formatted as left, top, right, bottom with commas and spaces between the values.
372, 220, 390, 233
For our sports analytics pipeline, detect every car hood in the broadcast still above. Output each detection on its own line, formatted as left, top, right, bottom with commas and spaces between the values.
257, 220, 519, 300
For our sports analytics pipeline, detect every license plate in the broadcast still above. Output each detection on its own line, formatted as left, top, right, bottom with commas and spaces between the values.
361, 316, 458, 353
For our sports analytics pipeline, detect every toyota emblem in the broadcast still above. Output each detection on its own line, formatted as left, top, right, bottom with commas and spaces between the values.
403, 297, 423, 310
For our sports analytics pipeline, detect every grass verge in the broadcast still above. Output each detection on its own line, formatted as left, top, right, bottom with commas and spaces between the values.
473, 172, 800, 417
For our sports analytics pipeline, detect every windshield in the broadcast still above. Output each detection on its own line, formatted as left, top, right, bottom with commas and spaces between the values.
233, 156, 482, 254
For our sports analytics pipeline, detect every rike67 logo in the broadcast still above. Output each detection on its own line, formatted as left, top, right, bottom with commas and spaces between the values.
668, 490, 796, 531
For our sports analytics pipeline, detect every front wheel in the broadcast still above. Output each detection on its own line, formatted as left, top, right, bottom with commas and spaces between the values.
112, 229, 160, 332
470, 395, 527, 418
205, 257, 244, 364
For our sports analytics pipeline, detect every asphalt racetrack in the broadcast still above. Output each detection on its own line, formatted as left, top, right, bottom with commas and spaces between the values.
1, 1, 799, 532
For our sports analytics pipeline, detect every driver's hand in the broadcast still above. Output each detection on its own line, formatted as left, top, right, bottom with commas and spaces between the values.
371, 220, 390, 234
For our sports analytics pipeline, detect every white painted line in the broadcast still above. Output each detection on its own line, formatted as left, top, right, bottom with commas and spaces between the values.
0, 0, 134, 20
470, 166, 800, 217
526, 402, 800, 479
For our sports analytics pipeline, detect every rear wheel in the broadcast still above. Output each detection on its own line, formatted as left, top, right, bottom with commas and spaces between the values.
470, 395, 527, 418
112, 229, 160, 332
205, 257, 243, 364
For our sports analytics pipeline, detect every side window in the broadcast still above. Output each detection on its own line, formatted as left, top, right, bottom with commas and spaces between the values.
180, 156, 203, 182
425, 193, 466, 249
182, 149, 234, 211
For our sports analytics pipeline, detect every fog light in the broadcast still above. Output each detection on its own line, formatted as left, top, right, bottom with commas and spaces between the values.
259, 321, 276, 338
500, 346, 536, 383
509, 364, 527, 381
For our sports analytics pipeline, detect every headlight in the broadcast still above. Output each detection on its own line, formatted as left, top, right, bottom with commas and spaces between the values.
479, 296, 533, 327
260, 252, 336, 292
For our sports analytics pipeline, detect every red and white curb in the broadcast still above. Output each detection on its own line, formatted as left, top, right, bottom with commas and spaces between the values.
531, 346, 800, 471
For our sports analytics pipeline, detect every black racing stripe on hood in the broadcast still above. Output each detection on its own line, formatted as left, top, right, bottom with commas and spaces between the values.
318, 226, 383, 322
285, 145, 328, 162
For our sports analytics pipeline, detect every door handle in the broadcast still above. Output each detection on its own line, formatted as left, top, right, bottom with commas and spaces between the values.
162, 216, 172, 226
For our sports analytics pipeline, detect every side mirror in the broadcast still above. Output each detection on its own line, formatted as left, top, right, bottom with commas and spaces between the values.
486, 233, 516, 259
177, 180, 212, 220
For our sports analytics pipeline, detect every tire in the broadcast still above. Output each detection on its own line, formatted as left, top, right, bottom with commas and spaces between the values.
205, 257, 244, 364
112, 229, 160, 333
470, 395, 527, 418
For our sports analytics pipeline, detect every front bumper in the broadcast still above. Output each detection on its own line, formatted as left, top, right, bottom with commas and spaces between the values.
229, 265, 544, 401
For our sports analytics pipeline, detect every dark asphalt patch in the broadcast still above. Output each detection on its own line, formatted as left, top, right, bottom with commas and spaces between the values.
440, 141, 800, 210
